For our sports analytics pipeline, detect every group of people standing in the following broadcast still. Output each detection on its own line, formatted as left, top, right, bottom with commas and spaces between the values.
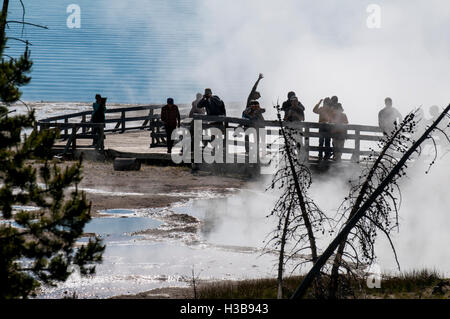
93, 72, 407, 159
312, 96, 349, 161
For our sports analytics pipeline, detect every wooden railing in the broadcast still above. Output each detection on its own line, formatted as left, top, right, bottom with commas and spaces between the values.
38, 105, 163, 134
37, 121, 106, 154
37, 105, 189, 151
37, 105, 384, 162
191, 115, 384, 163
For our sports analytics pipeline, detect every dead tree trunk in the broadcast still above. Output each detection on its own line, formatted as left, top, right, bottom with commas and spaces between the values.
277, 202, 293, 299
328, 118, 407, 298
278, 117, 318, 263
291, 103, 450, 299
0, 0, 9, 49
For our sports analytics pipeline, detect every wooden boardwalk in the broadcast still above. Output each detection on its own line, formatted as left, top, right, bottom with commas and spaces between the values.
38, 105, 385, 173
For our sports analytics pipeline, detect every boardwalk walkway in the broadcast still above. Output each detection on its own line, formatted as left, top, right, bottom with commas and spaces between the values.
38, 105, 385, 174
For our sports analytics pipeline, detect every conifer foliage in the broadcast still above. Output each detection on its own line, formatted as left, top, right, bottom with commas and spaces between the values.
0, 0, 104, 298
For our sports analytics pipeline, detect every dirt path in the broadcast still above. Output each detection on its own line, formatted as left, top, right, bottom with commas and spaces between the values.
41, 160, 248, 215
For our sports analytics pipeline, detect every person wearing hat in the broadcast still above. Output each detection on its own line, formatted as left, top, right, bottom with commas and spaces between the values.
245, 73, 264, 110
197, 88, 226, 116
161, 98, 181, 153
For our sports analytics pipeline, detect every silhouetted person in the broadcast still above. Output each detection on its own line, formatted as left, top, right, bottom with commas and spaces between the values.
161, 98, 181, 153
313, 97, 333, 160
246, 73, 263, 109
92, 94, 106, 146
243, 100, 265, 121
242, 100, 266, 154
284, 96, 305, 122
197, 88, 226, 116
330, 95, 339, 108
330, 102, 348, 161
378, 97, 402, 135
189, 93, 205, 118
281, 91, 295, 113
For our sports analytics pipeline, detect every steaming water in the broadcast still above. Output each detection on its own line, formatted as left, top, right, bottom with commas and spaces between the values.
84, 217, 163, 236
34, 161, 450, 299
37, 191, 286, 298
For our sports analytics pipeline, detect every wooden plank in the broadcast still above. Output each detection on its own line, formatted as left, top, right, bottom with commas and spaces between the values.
352, 130, 361, 162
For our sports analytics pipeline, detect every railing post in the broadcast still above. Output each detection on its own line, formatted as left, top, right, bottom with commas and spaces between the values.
352, 129, 361, 162
255, 123, 260, 165
190, 119, 195, 163
121, 111, 126, 133
142, 108, 153, 129
71, 124, 77, 151
96, 124, 104, 151
244, 127, 250, 164
64, 118, 68, 137
81, 114, 86, 134
304, 126, 310, 162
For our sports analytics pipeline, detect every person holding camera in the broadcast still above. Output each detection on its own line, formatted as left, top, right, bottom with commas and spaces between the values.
197, 88, 226, 116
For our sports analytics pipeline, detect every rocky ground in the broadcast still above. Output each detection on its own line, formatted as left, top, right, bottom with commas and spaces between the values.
32, 160, 249, 216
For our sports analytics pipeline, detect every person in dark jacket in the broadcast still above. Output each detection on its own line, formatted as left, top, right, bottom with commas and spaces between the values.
281, 91, 295, 114
92, 94, 106, 146
281, 91, 305, 119
92, 94, 106, 123
161, 98, 181, 153
284, 96, 305, 122
197, 88, 226, 116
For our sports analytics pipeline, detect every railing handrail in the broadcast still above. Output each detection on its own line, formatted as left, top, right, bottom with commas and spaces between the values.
37, 107, 386, 161
191, 115, 383, 133
39, 107, 383, 134
39, 104, 164, 122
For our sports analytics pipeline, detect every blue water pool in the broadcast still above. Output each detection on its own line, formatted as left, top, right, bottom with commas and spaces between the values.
84, 217, 162, 236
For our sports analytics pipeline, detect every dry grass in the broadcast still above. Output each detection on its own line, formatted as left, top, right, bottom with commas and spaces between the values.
195, 269, 449, 299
